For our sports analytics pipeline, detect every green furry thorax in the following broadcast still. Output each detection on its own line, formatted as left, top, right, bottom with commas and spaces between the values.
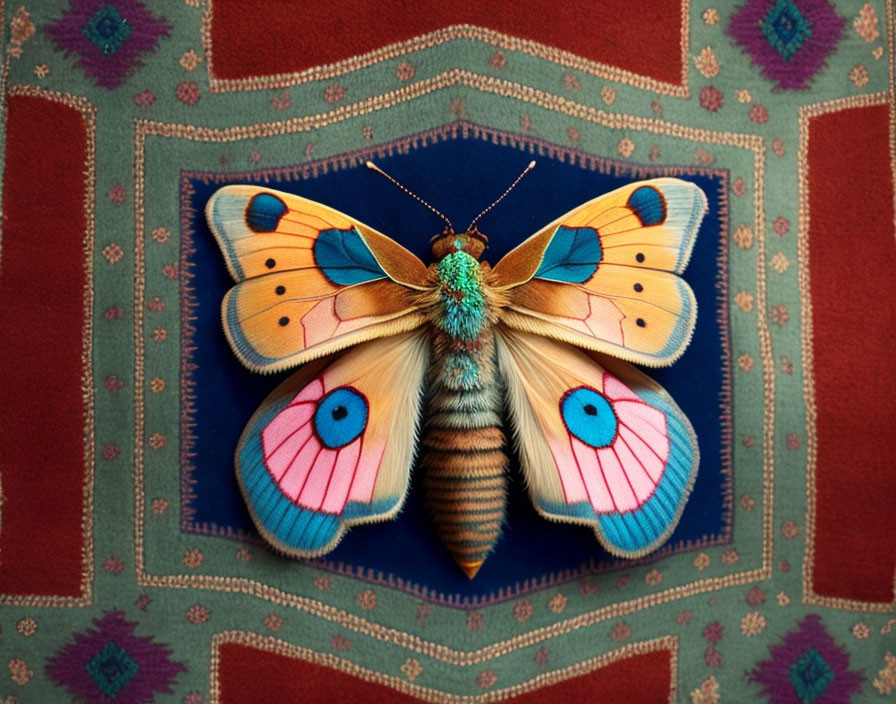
436, 250, 487, 341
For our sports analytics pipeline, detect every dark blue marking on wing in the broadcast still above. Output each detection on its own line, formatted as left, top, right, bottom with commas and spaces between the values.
560, 386, 617, 448
626, 186, 666, 227
313, 387, 368, 449
534, 226, 602, 283
313, 228, 387, 285
246, 193, 288, 233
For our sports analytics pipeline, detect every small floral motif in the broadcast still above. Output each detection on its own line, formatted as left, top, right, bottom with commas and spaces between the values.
649, 145, 660, 162
851, 622, 870, 639
10, 6, 36, 45
467, 611, 484, 630
105, 374, 125, 392
151, 227, 171, 243
732, 177, 747, 197
104, 306, 124, 320
771, 138, 785, 156
735, 290, 755, 313
736, 88, 752, 103
770, 305, 790, 326
780, 356, 794, 374
738, 354, 754, 372
741, 611, 766, 636
16, 618, 37, 637
548, 592, 568, 612
9, 659, 32, 685
415, 603, 430, 623
179, 49, 201, 71
148, 432, 166, 450
395, 61, 415, 80
773, 216, 790, 235
743, 435, 756, 448
512, 599, 533, 623
271, 89, 291, 110
699, 85, 724, 111
779, 559, 791, 573
694, 46, 720, 77
741, 494, 756, 511
872, 46, 883, 60
185, 604, 210, 625
401, 658, 422, 682
331, 635, 351, 651
234, 548, 252, 561
694, 552, 711, 570
854, 4, 879, 42
749, 614, 862, 703
733, 225, 754, 249
721, 549, 739, 564
152, 329, 167, 342
313, 576, 330, 590
617, 137, 634, 158
176, 81, 200, 105
103, 243, 124, 263
535, 648, 549, 665
579, 578, 598, 596
356, 589, 377, 611
600, 85, 615, 104
46, 611, 184, 700
103, 556, 124, 574
610, 622, 631, 641
34, 64, 50, 78
882, 619, 896, 635
705, 646, 723, 668
703, 621, 724, 643
651, 99, 663, 114
747, 587, 767, 607
488, 51, 506, 69
786, 433, 801, 450
848, 64, 869, 87
162, 264, 179, 280
133, 90, 156, 107
563, 72, 581, 90
262, 614, 282, 632
781, 520, 800, 538
749, 104, 769, 123
450, 98, 465, 117
477, 669, 497, 690
874, 652, 896, 695
183, 693, 204, 704
777, 591, 790, 606
102, 443, 120, 462
695, 148, 715, 166
770, 252, 790, 273
690, 674, 720, 704
566, 127, 580, 144
147, 296, 165, 312
645, 569, 663, 586
135, 593, 150, 611
616, 574, 630, 589
151, 498, 168, 515
323, 84, 345, 103
677, 610, 693, 625
181, 548, 203, 568
362, 125, 373, 140
702, 8, 720, 25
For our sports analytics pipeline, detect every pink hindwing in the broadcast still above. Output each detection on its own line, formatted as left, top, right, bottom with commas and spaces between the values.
236, 332, 428, 556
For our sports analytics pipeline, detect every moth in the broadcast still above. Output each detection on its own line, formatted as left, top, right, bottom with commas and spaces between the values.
205, 162, 706, 578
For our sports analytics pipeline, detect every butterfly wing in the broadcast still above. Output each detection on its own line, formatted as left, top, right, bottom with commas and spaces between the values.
236, 331, 429, 557
206, 185, 430, 372
490, 178, 706, 366
495, 326, 698, 557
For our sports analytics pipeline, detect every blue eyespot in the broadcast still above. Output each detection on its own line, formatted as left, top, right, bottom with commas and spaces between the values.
246, 193, 288, 232
313, 387, 368, 449
560, 386, 617, 448
627, 186, 666, 227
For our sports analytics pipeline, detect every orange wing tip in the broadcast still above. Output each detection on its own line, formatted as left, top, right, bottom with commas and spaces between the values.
458, 560, 484, 579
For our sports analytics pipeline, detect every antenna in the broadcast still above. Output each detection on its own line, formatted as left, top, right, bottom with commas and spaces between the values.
467, 160, 536, 231
366, 161, 454, 232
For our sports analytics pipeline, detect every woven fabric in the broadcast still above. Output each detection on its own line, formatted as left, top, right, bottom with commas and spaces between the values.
1, 1, 894, 701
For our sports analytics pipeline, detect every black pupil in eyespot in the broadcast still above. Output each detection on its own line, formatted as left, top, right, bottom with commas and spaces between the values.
331, 406, 348, 421
584, 404, 597, 416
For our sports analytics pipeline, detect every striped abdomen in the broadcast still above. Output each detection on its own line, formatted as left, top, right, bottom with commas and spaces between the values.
421, 329, 507, 578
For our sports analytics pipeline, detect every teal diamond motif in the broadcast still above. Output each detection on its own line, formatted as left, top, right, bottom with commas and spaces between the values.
86, 641, 139, 698
788, 647, 835, 704
83, 5, 132, 55
761, 0, 813, 60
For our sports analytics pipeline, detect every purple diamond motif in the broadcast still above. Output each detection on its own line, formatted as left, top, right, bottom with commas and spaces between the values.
46, 0, 171, 90
727, 0, 845, 90
749, 614, 863, 703
46, 611, 186, 703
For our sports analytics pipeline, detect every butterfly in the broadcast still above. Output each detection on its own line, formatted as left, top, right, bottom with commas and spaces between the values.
205, 162, 706, 578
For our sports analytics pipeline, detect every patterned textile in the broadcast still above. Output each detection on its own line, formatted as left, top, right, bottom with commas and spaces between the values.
0, 0, 893, 701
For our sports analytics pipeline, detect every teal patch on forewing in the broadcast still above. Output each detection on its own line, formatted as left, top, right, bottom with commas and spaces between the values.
626, 186, 667, 226
246, 192, 288, 232
313, 227, 386, 285
534, 226, 601, 283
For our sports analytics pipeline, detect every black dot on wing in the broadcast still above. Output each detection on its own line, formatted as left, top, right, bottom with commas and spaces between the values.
275, 285, 286, 295
636, 318, 646, 327
265, 258, 276, 269
636, 253, 645, 263
584, 404, 597, 416
278, 316, 290, 326
634, 283, 643, 292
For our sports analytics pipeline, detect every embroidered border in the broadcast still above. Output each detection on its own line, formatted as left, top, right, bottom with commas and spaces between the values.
201, 12, 691, 97
0, 84, 96, 607
133, 72, 774, 663
208, 630, 678, 703
798, 90, 895, 613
